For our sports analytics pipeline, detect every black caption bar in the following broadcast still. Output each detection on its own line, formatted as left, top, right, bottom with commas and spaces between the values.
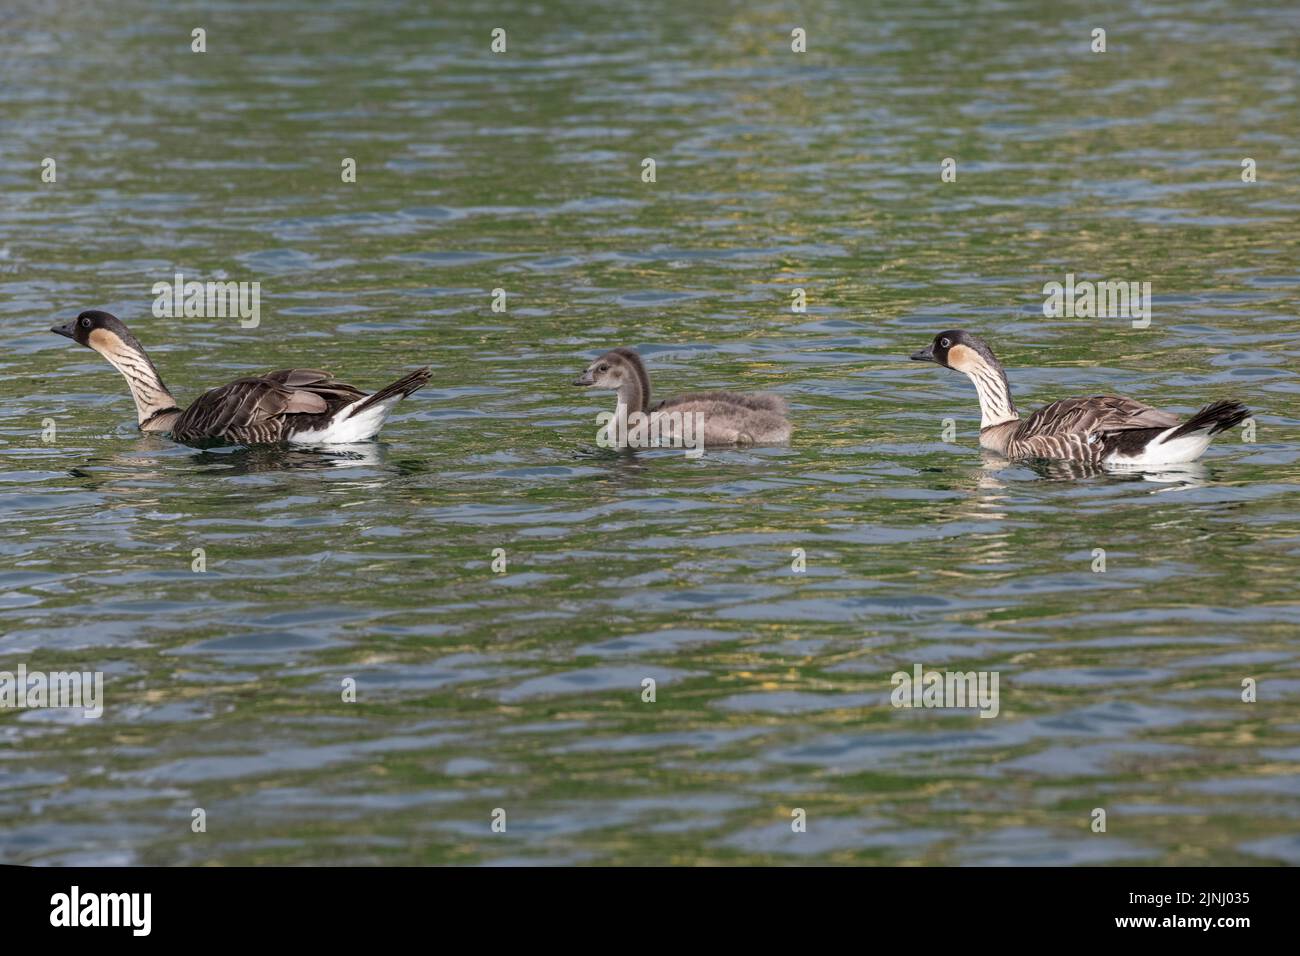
0, 864, 1279, 941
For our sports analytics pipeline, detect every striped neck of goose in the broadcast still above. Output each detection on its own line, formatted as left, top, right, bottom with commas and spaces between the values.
947, 343, 1019, 429
87, 328, 180, 429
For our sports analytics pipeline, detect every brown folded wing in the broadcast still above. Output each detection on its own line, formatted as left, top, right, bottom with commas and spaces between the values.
1009, 396, 1180, 459
170, 369, 366, 444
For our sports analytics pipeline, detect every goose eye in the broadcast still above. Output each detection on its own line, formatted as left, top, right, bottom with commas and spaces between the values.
939, 337, 950, 348
598, 364, 609, 372
80, 317, 92, 328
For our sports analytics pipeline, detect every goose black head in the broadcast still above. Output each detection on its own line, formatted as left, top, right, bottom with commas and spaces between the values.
51, 310, 145, 354
49, 310, 177, 426
572, 347, 646, 390
910, 329, 1000, 372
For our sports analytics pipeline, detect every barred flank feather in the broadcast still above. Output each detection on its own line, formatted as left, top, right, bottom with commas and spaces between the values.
171, 368, 430, 444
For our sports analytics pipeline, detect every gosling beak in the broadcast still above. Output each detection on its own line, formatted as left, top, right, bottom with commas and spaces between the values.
51, 321, 76, 340
572, 371, 594, 387
910, 344, 936, 363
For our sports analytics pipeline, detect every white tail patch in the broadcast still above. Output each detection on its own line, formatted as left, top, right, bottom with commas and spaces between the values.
287, 398, 398, 444
1104, 425, 1214, 466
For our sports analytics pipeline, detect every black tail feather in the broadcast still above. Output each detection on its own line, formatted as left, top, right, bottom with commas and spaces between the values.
350, 367, 432, 415
1160, 400, 1250, 444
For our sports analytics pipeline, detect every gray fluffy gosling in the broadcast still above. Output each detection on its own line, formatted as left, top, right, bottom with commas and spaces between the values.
573, 347, 791, 450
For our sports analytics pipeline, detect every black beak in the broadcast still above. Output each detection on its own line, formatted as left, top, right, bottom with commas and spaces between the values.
572, 372, 593, 387
910, 344, 936, 363
51, 321, 76, 340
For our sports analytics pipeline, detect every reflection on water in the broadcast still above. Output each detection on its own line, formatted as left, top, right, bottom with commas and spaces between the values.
1019, 456, 1211, 486
0, 0, 1297, 866
189, 443, 389, 474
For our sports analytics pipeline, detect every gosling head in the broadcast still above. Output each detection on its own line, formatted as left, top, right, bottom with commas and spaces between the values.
51, 310, 146, 357
572, 348, 644, 390
573, 347, 651, 413
909, 329, 1002, 373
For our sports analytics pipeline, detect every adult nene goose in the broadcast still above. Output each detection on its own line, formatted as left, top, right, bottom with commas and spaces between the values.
52, 310, 430, 445
910, 330, 1248, 465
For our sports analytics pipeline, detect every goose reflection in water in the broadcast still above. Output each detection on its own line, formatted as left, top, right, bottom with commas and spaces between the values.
1024, 457, 1210, 487
188, 442, 390, 475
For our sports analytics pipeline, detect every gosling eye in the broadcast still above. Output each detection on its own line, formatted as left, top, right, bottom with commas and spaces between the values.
939, 337, 950, 349
80, 316, 92, 329
598, 364, 609, 372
